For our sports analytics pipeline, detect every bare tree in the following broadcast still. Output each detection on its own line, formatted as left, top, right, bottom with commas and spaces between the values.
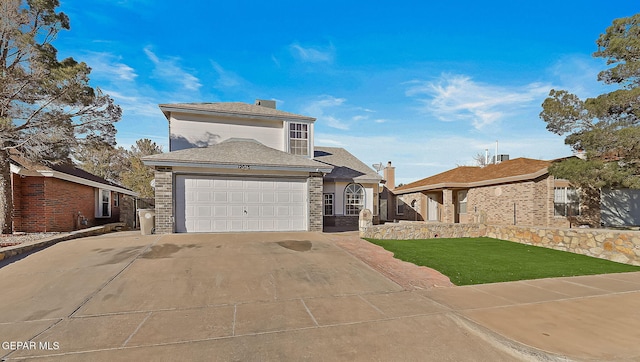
0, 0, 121, 233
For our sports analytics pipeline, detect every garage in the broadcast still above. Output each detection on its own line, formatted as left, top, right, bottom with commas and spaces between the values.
175, 175, 308, 232
601, 188, 640, 227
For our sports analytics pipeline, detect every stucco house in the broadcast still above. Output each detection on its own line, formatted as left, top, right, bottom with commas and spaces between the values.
382, 157, 579, 228
142, 100, 381, 233
314, 147, 382, 228
10, 155, 138, 232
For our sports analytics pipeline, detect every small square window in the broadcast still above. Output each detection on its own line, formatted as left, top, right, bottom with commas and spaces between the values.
554, 187, 580, 217
324, 193, 334, 216
396, 197, 404, 215
458, 190, 468, 214
96, 189, 112, 218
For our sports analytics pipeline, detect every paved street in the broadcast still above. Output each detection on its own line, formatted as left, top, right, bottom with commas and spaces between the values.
1, 231, 640, 361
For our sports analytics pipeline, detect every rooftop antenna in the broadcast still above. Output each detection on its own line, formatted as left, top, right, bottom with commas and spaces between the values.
372, 162, 384, 174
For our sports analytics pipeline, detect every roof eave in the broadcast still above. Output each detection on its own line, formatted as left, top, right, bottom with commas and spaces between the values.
394, 168, 549, 194
159, 105, 316, 123
40, 170, 137, 196
143, 159, 333, 173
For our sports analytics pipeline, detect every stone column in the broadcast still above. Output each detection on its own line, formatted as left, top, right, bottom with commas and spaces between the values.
154, 167, 173, 234
308, 172, 323, 231
442, 189, 454, 223
359, 208, 373, 237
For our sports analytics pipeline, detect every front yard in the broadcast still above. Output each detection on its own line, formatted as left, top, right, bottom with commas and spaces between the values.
365, 237, 640, 285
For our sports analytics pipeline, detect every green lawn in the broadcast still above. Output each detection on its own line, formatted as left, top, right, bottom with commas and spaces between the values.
365, 237, 640, 286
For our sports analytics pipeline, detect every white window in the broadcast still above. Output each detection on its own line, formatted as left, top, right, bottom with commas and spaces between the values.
96, 189, 111, 218
289, 122, 309, 156
554, 187, 580, 217
114, 192, 120, 207
396, 197, 405, 215
345, 183, 365, 216
458, 190, 468, 214
324, 193, 334, 216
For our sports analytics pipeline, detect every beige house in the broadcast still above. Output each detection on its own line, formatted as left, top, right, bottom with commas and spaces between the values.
143, 100, 381, 233
382, 158, 579, 228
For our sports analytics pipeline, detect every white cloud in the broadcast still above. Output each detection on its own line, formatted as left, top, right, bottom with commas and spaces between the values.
290, 43, 335, 63
352, 115, 367, 121
144, 47, 202, 91
406, 74, 551, 130
302, 95, 388, 131
547, 54, 616, 98
84, 52, 137, 81
271, 54, 281, 68
302, 95, 349, 130
211, 61, 243, 88
325, 115, 350, 130
103, 89, 159, 118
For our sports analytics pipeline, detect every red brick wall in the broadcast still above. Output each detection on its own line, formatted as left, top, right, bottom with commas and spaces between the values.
12, 175, 122, 232
43, 177, 95, 232
12, 174, 47, 232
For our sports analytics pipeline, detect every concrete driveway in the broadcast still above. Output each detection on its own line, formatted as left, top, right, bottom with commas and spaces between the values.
0, 231, 522, 361
3, 231, 640, 361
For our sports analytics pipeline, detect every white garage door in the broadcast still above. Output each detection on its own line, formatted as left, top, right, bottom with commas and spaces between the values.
175, 176, 308, 232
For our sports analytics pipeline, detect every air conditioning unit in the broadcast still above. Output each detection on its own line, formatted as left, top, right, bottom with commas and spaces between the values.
493, 154, 510, 163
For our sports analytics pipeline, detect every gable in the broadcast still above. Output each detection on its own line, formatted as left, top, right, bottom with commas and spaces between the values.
161, 102, 316, 156
314, 147, 382, 183
168, 111, 286, 151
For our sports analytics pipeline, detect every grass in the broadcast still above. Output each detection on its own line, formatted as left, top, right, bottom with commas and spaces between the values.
365, 237, 640, 286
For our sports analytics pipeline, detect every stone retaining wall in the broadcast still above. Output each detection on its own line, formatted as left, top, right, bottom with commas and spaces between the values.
362, 221, 485, 240
485, 225, 640, 266
361, 222, 640, 266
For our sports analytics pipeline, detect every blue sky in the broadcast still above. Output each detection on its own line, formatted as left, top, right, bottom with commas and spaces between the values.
56, 0, 638, 185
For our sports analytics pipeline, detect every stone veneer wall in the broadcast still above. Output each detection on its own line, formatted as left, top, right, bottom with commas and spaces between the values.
363, 221, 485, 240
361, 222, 640, 266
153, 167, 173, 234
323, 215, 359, 229
308, 173, 324, 232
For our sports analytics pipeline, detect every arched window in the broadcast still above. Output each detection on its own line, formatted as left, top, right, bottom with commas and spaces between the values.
345, 183, 365, 216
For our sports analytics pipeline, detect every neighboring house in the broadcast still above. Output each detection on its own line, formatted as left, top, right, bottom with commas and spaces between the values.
381, 157, 580, 228
10, 155, 138, 232
314, 147, 382, 227
142, 100, 382, 233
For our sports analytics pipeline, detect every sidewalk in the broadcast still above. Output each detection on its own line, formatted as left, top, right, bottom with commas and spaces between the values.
422, 272, 640, 361
331, 231, 640, 360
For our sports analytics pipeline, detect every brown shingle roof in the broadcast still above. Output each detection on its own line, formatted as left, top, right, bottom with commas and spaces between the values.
159, 102, 315, 122
394, 158, 552, 194
9, 154, 136, 195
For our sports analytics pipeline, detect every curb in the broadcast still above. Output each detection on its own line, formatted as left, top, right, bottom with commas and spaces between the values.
0, 223, 127, 263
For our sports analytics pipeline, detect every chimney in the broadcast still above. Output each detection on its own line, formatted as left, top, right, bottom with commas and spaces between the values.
383, 161, 395, 190
255, 99, 276, 109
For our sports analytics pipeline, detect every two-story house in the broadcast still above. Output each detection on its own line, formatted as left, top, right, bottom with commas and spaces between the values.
142, 100, 381, 233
